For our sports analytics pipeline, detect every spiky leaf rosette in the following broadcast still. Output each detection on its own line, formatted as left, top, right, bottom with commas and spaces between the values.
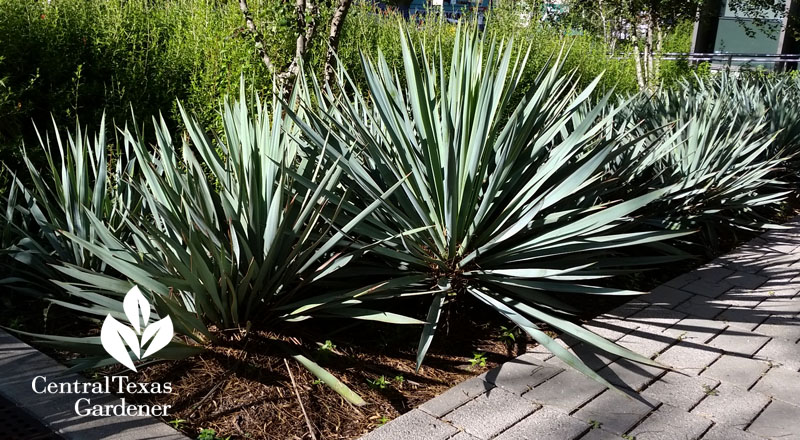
290, 26, 688, 388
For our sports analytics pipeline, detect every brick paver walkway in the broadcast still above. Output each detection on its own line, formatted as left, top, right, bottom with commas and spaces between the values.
362, 220, 800, 440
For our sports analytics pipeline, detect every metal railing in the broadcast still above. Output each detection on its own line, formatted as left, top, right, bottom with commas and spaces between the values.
658, 53, 800, 64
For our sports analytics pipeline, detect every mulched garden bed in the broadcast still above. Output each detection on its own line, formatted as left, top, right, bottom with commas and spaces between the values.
118, 314, 522, 440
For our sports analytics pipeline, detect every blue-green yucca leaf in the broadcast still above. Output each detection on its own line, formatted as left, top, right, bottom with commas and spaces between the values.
294, 24, 688, 385
468, 287, 619, 391
1, 115, 139, 293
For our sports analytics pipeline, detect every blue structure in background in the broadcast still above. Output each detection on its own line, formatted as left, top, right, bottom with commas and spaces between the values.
372, 0, 491, 22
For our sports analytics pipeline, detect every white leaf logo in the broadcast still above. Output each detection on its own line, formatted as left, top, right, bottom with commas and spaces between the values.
101, 286, 174, 372
141, 316, 173, 358
123, 285, 150, 334
101, 315, 140, 372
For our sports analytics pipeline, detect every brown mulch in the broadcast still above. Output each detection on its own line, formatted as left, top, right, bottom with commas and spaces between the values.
117, 316, 523, 440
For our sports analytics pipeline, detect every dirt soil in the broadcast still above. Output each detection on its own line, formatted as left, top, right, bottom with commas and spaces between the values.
119, 315, 523, 440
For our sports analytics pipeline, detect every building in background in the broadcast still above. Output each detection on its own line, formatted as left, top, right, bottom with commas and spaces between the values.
692, 0, 799, 69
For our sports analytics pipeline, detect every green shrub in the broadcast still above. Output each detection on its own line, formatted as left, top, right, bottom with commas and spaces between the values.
0, 0, 273, 154
658, 20, 695, 87
0, 0, 636, 165
336, 1, 638, 97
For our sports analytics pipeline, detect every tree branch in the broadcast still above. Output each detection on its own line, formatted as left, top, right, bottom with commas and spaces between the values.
325, 0, 353, 84
238, 0, 276, 73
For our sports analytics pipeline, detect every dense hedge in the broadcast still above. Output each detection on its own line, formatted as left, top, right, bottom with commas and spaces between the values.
0, 0, 643, 179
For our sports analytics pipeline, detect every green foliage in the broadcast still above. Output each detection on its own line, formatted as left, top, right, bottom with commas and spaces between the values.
499, 326, 517, 346
367, 375, 391, 389
658, 21, 695, 87
615, 74, 797, 247
337, 1, 638, 97
197, 428, 230, 440
469, 352, 488, 368
2, 10, 799, 400
0, 0, 274, 172
0, 0, 636, 172
168, 419, 187, 429
9, 81, 432, 405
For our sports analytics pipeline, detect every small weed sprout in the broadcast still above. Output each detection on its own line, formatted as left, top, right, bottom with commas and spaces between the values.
367, 376, 391, 389
589, 420, 602, 430
470, 352, 488, 368
499, 326, 517, 346
702, 384, 719, 396
169, 419, 186, 429
197, 428, 230, 440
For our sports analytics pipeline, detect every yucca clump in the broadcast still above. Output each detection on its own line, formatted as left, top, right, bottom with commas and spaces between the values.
3, 25, 798, 400
10, 82, 434, 404
613, 75, 793, 246
1, 116, 139, 296
291, 27, 691, 387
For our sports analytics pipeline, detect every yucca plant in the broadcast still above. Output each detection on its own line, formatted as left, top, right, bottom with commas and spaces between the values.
290, 27, 690, 388
28, 81, 420, 404
618, 79, 792, 244
0, 116, 139, 296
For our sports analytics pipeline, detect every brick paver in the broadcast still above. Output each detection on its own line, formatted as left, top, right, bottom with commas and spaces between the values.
701, 355, 771, 389
627, 403, 712, 440
746, 399, 800, 439
640, 372, 719, 411
419, 376, 494, 417
751, 366, 800, 404
360, 409, 459, 440
753, 338, 800, 370
522, 370, 607, 413
700, 424, 767, 440
444, 388, 538, 439
571, 390, 657, 434
361, 220, 800, 440
691, 383, 770, 429
483, 354, 562, 395
494, 408, 588, 440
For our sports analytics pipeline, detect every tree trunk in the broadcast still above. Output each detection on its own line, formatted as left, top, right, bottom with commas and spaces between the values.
238, 0, 276, 73
645, 12, 654, 89
239, 0, 320, 95
279, 0, 310, 84
325, 0, 353, 84
631, 18, 645, 90
655, 21, 663, 86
